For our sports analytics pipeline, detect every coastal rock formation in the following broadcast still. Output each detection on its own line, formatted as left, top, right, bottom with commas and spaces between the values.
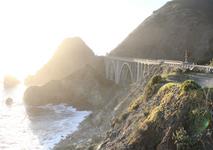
25, 37, 95, 86
5, 97, 13, 106
24, 65, 120, 110
54, 81, 142, 150
54, 71, 213, 150
54, 67, 165, 150
111, 0, 213, 64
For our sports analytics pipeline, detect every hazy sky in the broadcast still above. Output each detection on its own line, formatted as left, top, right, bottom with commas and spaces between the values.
0, 0, 170, 78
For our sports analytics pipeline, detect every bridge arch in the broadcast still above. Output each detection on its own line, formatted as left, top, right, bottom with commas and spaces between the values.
118, 63, 134, 85
108, 61, 117, 81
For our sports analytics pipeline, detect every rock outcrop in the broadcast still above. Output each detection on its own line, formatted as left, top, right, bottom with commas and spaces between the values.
24, 65, 120, 110
98, 76, 213, 150
25, 37, 95, 86
54, 66, 165, 150
5, 97, 13, 106
53, 65, 213, 150
111, 0, 213, 64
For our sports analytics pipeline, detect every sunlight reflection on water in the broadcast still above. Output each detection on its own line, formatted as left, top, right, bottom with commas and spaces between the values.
0, 81, 90, 150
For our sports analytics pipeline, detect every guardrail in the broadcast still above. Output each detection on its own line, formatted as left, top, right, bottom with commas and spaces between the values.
105, 56, 213, 73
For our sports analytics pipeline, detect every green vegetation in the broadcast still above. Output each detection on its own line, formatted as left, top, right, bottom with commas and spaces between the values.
173, 127, 191, 150
128, 75, 165, 112
173, 108, 211, 150
128, 97, 142, 112
158, 82, 178, 94
209, 59, 213, 66
143, 75, 165, 100
149, 75, 164, 85
124, 78, 213, 149
104, 72, 213, 150
180, 80, 201, 92
144, 106, 163, 124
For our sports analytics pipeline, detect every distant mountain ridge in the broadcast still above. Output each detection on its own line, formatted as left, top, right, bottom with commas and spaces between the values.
111, 0, 213, 64
25, 37, 95, 86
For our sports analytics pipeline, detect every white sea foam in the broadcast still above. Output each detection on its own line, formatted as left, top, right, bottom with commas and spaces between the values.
0, 83, 91, 150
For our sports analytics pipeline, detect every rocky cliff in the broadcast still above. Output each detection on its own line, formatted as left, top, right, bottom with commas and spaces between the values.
54, 65, 165, 150
54, 71, 213, 150
24, 65, 120, 110
111, 0, 213, 64
98, 76, 213, 150
25, 37, 95, 86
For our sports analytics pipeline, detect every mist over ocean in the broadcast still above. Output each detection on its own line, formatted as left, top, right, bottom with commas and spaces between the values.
0, 77, 90, 150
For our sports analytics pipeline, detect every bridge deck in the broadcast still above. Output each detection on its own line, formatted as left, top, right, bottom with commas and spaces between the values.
105, 56, 213, 85
106, 56, 213, 71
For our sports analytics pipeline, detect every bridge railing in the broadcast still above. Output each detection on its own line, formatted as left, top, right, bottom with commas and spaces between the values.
105, 56, 213, 73
105, 56, 183, 65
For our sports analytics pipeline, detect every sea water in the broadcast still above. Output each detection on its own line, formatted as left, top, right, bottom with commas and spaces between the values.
0, 82, 90, 150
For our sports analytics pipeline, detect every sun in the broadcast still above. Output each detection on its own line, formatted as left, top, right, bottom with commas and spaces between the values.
0, 0, 170, 81
0, 42, 59, 80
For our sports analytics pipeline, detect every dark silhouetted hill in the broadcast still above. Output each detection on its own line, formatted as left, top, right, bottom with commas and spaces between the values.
25, 37, 95, 86
111, 0, 213, 64
24, 65, 120, 110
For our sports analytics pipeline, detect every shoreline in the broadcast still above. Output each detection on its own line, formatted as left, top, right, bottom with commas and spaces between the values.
53, 111, 92, 149
23, 103, 91, 149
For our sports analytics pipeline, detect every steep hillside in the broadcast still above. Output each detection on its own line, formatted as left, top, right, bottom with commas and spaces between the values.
24, 65, 120, 110
111, 0, 213, 64
53, 71, 213, 150
99, 76, 213, 150
25, 37, 95, 86
54, 65, 165, 150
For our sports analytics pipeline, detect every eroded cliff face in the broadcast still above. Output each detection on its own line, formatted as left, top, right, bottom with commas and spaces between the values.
111, 0, 213, 64
25, 37, 95, 86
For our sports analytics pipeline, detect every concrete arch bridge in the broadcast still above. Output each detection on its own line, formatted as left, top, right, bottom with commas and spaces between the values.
104, 56, 213, 85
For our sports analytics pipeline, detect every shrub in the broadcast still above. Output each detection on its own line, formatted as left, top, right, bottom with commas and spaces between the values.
144, 75, 165, 100
173, 108, 211, 149
180, 80, 201, 92
149, 75, 164, 85
158, 82, 178, 94
173, 127, 191, 150
128, 98, 142, 112
119, 112, 130, 121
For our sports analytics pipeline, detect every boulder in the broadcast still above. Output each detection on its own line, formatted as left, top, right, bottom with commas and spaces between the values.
5, 98, 13, 106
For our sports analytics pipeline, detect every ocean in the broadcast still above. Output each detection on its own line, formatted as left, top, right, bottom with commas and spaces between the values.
0, 81, 90, 150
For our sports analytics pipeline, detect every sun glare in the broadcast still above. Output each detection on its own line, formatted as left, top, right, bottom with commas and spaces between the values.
0, 0, 169, 80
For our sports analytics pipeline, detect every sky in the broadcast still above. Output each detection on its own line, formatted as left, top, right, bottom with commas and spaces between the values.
0, 0, 170, 79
